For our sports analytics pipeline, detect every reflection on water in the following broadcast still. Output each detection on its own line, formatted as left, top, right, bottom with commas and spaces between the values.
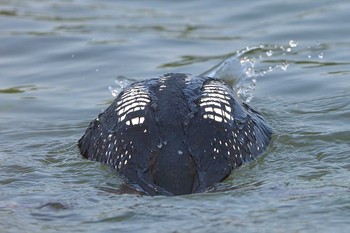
0, 85, 42, 94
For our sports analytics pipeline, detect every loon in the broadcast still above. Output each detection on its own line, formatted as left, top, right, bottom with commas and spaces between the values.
78, 73, 272, 196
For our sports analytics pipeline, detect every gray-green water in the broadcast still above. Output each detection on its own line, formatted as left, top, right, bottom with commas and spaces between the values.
1, 1, 350, 232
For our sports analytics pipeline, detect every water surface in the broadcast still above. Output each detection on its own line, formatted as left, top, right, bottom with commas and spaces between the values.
1, 1, 350, 232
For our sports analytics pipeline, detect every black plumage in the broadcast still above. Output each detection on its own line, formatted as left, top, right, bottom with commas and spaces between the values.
78, 73, 272, 195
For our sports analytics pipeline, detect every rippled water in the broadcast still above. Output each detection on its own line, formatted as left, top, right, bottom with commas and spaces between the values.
1, 1, 350, 232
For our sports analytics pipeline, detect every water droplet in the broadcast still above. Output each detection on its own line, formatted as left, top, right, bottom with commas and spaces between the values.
157, 143, 162, 149
151, 102, 158, 109
279, 62, 289, 71
108, 76, 133, 97
289, 40, 298, 48
178, 150, 183, 155
318, 52, 324, 59
213, 42, 296, 103
266, 50, 273, 57
109, 86, 119, 97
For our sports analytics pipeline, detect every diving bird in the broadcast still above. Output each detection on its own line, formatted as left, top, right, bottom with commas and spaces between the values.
78, 73, 272, 195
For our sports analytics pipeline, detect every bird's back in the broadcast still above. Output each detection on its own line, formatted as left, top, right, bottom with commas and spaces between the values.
78, 73, 272, 195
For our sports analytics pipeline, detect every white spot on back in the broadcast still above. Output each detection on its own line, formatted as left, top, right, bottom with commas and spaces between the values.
131, 117, 139, 125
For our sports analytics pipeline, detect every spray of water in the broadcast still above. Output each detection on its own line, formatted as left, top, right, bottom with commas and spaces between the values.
109, 41, 325, 102
108, 76, 134, 97
201, 42, 297, 103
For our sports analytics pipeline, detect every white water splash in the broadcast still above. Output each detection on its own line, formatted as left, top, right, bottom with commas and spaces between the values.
108, 76, 134, 97
202, 41, 299, 103
109, 41, 325, 102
